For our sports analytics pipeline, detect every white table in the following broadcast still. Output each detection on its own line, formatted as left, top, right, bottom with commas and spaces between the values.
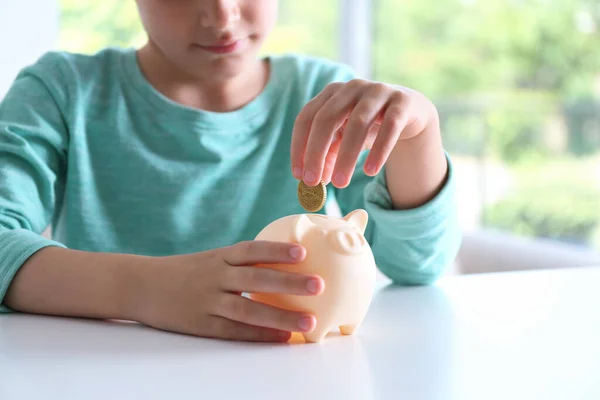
1, 267, 599, 400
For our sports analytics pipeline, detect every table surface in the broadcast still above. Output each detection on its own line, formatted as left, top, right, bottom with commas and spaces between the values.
2, 266, 599, 400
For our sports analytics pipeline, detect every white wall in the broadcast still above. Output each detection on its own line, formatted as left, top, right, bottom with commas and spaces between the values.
0, 0, 59, 98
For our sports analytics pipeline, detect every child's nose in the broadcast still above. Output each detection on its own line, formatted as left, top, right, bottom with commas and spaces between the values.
200, 0, 241, 30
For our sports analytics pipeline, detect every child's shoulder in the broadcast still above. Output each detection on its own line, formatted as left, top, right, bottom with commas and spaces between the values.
271, 53, 353, 74
17, 47, 131, 91
269, 53, 357, 94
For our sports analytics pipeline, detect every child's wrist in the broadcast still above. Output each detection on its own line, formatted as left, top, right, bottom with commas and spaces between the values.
118, 254, 160, 323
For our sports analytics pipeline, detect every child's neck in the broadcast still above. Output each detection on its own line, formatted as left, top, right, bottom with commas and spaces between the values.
136, 44, 269, 113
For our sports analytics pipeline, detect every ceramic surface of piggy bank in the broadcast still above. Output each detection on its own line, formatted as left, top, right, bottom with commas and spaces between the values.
250, 209, 377, 343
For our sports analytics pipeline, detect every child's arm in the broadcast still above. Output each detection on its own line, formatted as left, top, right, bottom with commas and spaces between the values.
334, 144, 460, 286
0, 56, 322, 341
377, 97, 449, 210
4, 246, 148, 320
291, 79, 461, 285
0, 59, 70, 313
4, 242, 323, 341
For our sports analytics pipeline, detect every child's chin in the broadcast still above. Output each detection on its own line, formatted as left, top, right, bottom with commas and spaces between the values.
208, 54, 259, 75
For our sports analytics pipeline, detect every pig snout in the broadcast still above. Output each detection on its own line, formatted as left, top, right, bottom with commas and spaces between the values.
330, 228, 367, 254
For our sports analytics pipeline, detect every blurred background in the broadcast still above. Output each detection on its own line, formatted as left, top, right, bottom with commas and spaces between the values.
1, 0, 600, 275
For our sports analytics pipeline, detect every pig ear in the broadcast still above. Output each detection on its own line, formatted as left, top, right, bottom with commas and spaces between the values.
342, 209, 368, 234
292, 214, 316, 243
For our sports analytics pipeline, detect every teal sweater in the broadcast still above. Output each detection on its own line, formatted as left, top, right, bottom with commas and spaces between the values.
0, 48, 461, 312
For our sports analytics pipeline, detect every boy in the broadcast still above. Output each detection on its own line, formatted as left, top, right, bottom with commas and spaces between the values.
0, 0, 460, 342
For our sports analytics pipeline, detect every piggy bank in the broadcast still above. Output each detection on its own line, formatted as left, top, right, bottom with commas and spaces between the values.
250, 209, 377, 343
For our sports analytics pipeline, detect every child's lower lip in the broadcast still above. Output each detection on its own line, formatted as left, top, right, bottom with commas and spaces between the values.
196, 40, 242, 54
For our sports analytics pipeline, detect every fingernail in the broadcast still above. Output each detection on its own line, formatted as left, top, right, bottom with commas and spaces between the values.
289, 246, 304, 260
304, 170, 316, 185
298, 316, 314, 332
365, 162, 377, 175
293, 167, 302, 180
306, 278, 320, 294
333, 172, 346, 186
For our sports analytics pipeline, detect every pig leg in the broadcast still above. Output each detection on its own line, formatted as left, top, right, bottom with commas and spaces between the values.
302, 328, 330, 343
339, 324, 359, 335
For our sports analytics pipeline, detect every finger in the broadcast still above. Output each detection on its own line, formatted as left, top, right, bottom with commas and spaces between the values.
222, 265, 325, 296
321, 127, 343, 185
364, 102, 410, 176
302, 85, 360, 186
291, 83, 341, 180
363, 121, 382, 151
332, 86, 391, 188
216, 294, 317, 333
207, 315, 292, 342
323, 118, 376, 185
223, 241, 306, 266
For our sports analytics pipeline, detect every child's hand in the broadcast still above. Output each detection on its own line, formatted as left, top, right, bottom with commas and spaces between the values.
129, 241, 323, 342
290, 80, 438, 188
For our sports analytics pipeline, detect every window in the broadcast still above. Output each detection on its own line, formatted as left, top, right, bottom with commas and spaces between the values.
373, 0, 600, 251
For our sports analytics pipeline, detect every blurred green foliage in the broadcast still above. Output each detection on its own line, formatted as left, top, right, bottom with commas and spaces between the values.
59, 0, 600, 249
374, 0, 600, 99
60, 0, 146, 51
484, 157, 600, 248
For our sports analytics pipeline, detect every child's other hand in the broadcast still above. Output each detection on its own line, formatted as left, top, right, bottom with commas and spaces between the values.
290, 79, 438, 188
128, 241, 323, 342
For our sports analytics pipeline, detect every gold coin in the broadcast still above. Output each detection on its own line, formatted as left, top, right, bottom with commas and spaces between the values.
297, 180, 327, 212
